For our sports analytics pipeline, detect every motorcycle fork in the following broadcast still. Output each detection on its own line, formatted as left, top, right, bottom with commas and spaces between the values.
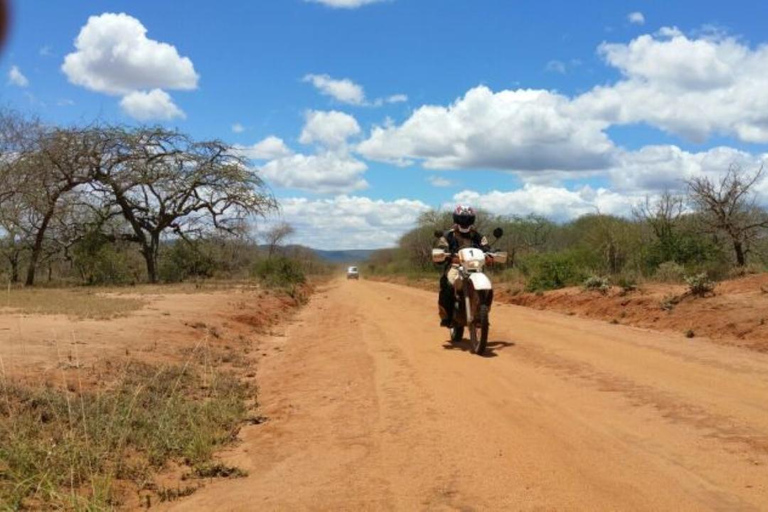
463, 278, 473, 324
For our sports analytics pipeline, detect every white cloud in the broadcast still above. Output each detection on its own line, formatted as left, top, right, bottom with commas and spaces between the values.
268, 195, 430, 250
236, 136, 293, 160
610, 145, 764, 194
299, 110, 361, 148
628, 12, 645, 25
453, 185, 638, 221
232, 123, 245, 133
304, 73, 365, 105
427, 175, 455, 187
385, 94, 408, 103
303, 73, 407, 107
577, 29, 768, 142
119, 89, 185, 121
62, 12, 198, 95
545, 60, 566, 74
259, 151, 368, 194
305, 0, 387, 9
8, 66, 29, 87
371, 94, 409, 106
357, 28, 768, 183
358, 86, 615, 172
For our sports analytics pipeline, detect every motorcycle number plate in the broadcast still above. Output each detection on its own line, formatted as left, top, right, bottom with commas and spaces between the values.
458, 248, 485, 265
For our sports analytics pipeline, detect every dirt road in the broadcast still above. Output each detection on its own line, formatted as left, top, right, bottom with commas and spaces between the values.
168, 279, 768, 511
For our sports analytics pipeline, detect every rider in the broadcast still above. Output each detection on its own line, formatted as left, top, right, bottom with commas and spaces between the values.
437, 205, 490, 327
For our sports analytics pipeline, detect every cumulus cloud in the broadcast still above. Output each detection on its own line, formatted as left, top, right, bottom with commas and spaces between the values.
304, 74, 365, 105
62, 13, 198, 95
609, 145, 764, 193
356, 28, 768, 183
8, 66, 29, 87
243, 114, 368, 194
119, 89, 185, 120
304, 73, 407, 107
453, 185, 638, 221
236, 136, 293, 160
628, 12, 645, 25
577, 29, 768, 142
299, 110, 361, 148
268, 195, 431, 250
61, 13, 197, 121
358, 86, 615, 172
259, 151, 368, 194
305, 0, 387, 9
232, 123, 245, 133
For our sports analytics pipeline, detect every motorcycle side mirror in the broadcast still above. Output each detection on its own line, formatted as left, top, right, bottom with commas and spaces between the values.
493, 227, 504, 239
434, 230, 443, 239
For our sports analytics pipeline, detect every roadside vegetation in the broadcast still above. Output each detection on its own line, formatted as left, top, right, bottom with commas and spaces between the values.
0, 109, 330, 508
0, 109, 332, 290
366, 166, 768, 293
0, 361, 251, 509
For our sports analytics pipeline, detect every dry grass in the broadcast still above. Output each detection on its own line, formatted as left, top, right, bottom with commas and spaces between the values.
104, 280, 263, 297
0, 360, 252, 509
0, 288, 144, 319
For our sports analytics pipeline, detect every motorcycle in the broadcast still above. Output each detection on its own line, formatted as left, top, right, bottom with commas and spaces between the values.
432, 228, 508, 355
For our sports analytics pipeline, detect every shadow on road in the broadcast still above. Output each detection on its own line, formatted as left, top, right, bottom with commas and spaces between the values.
442, 339, 516, 358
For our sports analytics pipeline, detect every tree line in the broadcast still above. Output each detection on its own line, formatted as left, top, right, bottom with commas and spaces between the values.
0, 110, 294, 286
368, 165, 768, 290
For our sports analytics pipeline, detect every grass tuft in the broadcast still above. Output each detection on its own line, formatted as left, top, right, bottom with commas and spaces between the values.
0, 361, 251, 509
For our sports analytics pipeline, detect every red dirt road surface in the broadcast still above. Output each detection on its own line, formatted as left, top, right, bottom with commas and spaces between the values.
166, 278, 768, 511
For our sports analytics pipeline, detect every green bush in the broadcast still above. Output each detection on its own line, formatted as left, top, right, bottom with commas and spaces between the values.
685, 273, 716, 296
520, 252, 588, 292
252, 256, 306, 288
72, 233, 135, 285
583, 275, 610, 294
159, 240, 216, 283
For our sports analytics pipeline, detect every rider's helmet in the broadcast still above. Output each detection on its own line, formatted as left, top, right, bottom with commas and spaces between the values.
453, 205, 476, 233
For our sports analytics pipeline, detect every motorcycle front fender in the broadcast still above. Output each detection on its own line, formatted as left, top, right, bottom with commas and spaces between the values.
468, 272, 492, 291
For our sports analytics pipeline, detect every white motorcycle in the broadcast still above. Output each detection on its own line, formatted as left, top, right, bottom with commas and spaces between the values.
432, 228, 508, 355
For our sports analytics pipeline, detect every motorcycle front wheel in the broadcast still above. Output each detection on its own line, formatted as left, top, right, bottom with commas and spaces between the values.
469, 304, 489, 355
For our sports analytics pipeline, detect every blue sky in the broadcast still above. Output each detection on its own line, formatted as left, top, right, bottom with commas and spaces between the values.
2, 0, 768, 249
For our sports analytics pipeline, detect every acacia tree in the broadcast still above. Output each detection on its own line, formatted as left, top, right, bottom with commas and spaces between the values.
633, 191, 685, 264
94, 127, 278, 283
0, 110, 40, 282
497, 214, 552, 267
686, 165, 768, 266
0, 112, 101, 285
264, 222, 295, 257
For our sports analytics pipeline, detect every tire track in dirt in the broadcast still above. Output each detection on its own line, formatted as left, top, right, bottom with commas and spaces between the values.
166, 279, 768, 511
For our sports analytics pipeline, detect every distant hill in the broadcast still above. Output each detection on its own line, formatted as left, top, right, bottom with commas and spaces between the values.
310, 249, 376, 263
267, 244, 377, 263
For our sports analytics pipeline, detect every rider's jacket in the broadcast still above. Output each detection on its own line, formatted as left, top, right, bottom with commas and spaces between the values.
437, 226, 490, 256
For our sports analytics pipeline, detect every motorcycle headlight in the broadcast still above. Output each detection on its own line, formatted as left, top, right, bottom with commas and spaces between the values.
465, 259, 483, 270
